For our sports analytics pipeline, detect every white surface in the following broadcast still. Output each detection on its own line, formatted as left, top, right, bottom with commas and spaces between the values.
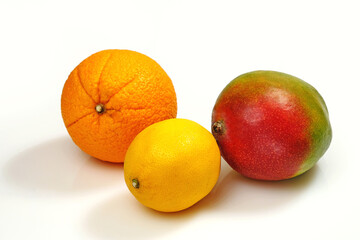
1, 1, 359, 239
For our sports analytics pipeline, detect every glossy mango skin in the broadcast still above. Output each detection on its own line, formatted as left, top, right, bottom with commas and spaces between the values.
212, 71, 332, 180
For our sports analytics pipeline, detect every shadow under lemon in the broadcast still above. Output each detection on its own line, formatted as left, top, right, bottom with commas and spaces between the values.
85, 191, 198, 240
2, 136, 123, 194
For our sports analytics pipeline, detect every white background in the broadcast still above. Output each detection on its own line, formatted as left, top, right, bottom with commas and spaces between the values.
1, 0, 359, 239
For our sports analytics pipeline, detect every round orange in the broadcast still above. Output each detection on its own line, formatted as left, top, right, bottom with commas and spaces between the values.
61, 49, 177, 163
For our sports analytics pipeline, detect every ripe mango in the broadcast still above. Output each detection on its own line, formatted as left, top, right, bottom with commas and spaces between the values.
212, 70, 332, 180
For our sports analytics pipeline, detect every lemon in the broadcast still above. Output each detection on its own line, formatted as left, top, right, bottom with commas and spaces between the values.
124, 118, 221, 212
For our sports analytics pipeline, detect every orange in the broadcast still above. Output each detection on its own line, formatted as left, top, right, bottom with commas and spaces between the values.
61, 49, 177, 163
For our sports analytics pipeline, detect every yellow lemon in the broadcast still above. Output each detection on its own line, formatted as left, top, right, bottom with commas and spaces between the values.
124, 118, 221, 212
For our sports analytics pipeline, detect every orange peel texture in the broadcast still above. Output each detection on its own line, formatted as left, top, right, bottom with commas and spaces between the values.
61, 49, 177, 163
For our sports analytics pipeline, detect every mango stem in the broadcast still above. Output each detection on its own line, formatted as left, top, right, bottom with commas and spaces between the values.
212, 120, 224, 135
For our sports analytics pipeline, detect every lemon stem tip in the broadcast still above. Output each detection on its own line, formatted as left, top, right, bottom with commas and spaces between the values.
132, 179, 140, 189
